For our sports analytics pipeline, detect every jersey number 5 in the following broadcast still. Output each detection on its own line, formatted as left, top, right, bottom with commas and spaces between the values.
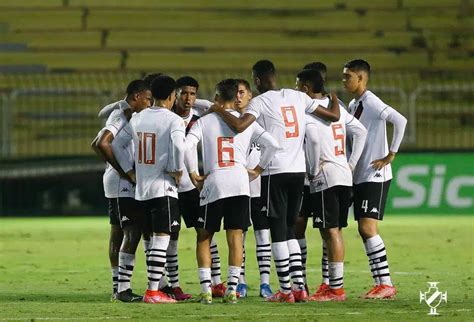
331, 124, 345, 156
137, 132, 156, 165
281, 106, 299, 138
217, 137, 235, 168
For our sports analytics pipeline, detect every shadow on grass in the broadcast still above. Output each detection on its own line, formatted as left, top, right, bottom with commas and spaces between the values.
0, 293, 109, 303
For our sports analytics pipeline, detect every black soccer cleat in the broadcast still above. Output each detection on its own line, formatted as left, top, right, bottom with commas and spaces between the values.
116, 289, 143, 303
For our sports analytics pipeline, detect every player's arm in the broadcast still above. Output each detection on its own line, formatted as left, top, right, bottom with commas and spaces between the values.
248, 129, 279, 182
304, 121, 321, 180
96, 130, 130, 179
345, 116, 368, 171
310, 92, 340, 122
169, 125, 186, 186
91, 134, 107, 162
184, 130, 206, 191
98, 100, 130, 119
111, 130, 135, 183
212, 106, 256, 133
371, 106, 407, 170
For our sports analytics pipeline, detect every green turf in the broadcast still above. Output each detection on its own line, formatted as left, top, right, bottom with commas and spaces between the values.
0, 215, 472, 321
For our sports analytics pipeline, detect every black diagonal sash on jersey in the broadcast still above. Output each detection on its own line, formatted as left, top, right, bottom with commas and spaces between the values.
354, 101, 364, 119
186, 114, 200, 134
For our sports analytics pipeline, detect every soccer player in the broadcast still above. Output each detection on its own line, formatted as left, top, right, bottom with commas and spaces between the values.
233, 79, 273, 298
212, 60, 340, 303
91, 79, 151, 301
343, 59, 407, 299
185, 79, 279, 304
296, 69, 367, 301
130, 75, 186, 304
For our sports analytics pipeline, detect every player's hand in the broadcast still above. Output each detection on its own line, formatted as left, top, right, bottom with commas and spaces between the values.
371, 151, 396, 170
126, 170, 136, 184
168, 170, 183, 186
308, 174, 315, 181
190, 172, 207, 191
247, 166, 264, 182
330, 91, 338, 103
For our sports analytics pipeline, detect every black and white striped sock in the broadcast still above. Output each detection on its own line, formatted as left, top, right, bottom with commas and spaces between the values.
166, 239, 179, 288
255, 229, 271, 285
198, 267, 211, 294
111, 266, 119, 293
118, 252, 135, 293
210, 237, 222, 285
328, 262, 344, 289
297, 238, 307, 285
272, 241, 291, 294
239, 232, 247, 284
287, 239, 305, 291
364, 235, 392, 286
322, 241, 329, 285
146, 235, 170, 291
227, 265, 241, 292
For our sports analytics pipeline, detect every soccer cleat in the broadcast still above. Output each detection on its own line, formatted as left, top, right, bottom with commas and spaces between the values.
116, 289, 143, 302
160, 285, 175, 299
265, 290, 295, 303
259, 283, 273, 298
292, 288, 309, 302
143, 289, 177, 304
171, 286, 192, 301
365, 284, 397, 299
211, 283, 226, 298
309, 287, 346, 302
110, 292, 118, 303
197, 291, 213, 304
314, 283, 329, 296
223, 290, 238, 304
236, 283, 248, 298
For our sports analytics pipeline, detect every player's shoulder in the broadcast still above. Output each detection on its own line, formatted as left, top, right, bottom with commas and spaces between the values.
362, 90, 385, 108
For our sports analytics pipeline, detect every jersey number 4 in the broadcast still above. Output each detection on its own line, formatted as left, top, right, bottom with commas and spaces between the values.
137, 132, 156, 165
331, 124, 345, 156
281, 106, 299, 138
217, 137, 235, 168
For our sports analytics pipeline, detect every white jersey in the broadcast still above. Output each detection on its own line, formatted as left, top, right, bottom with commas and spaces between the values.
130, 107, 186, 201
348, 90, 394, 184
245, 89, 321, 175
178, 108, 201, 193
307, 99, 366, 193
247, 142, 261, 198
186, 110, 277, 205
99, 108, 134, 198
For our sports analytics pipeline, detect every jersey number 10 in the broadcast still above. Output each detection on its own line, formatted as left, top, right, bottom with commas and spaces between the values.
137, 132, 156, 165
217, 137, 235, 168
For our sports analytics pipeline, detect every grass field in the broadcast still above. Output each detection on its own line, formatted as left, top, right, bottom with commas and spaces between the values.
0, 215, 472, 321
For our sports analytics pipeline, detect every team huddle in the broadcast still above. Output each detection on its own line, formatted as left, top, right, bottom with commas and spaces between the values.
91, 59, 407, 304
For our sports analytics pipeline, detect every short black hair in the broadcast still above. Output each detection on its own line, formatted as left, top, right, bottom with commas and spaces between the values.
297, 69, 324, 93
126, 79, 150, 95
176, 76, 199, 90
344, 59, 371, 75
142, 73, 163, 87
151, 75, 176, 100
215, 79, 238, 102
303, 62, 327, 76
252, 60, 276, 78
235, 78, 251, 91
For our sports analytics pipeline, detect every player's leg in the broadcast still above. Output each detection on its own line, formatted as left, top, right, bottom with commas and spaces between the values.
237, 229, 248, 297
250, 196, 273, 298
108, 198, 123, 300
263, 174, 294, 303
309, 186, 348, 302
286, 173, 307, 302
210, 235, 225, 297
295, 185, 312, 293
143, 197, 179, 304
354, 181, 396, 299
116, 198, 143, 302
223, 196, 249, 303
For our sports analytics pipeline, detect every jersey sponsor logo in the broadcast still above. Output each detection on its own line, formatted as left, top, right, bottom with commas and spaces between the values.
121, 187, 130, 193
171, 220, 180, 227
314, 180, 324, 187
197, 217, 205, 223
374, 173, 382, 178
370, 207, 379, 214
167, 186, 175, 192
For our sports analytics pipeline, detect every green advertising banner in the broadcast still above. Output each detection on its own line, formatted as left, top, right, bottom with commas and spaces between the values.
387, 153, 474, 214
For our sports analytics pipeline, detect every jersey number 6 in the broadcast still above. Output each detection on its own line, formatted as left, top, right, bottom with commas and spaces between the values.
217, 137, 235, 168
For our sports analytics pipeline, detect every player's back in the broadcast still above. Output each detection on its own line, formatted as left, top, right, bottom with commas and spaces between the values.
130, 107, 184, 201
307, 99, 352, 191
246, 88, 314, 175
192, 110, 260, 204
348, 90, 392, 183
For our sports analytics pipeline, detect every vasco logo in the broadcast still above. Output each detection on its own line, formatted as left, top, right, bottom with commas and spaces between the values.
420, 282, 447, 316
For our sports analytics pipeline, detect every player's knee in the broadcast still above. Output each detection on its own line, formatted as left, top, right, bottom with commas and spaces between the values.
196, 229, 213, 243
269, 220, 287, 243
358, 224, 376, 240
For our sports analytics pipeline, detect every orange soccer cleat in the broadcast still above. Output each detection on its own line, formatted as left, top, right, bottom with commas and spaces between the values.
265, 290, 295, 303
292, 288, 309, 302
211, 283, 226, 298
364, 284, 397, 299
309, 287, 346, 302
143, 289, 177, 304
